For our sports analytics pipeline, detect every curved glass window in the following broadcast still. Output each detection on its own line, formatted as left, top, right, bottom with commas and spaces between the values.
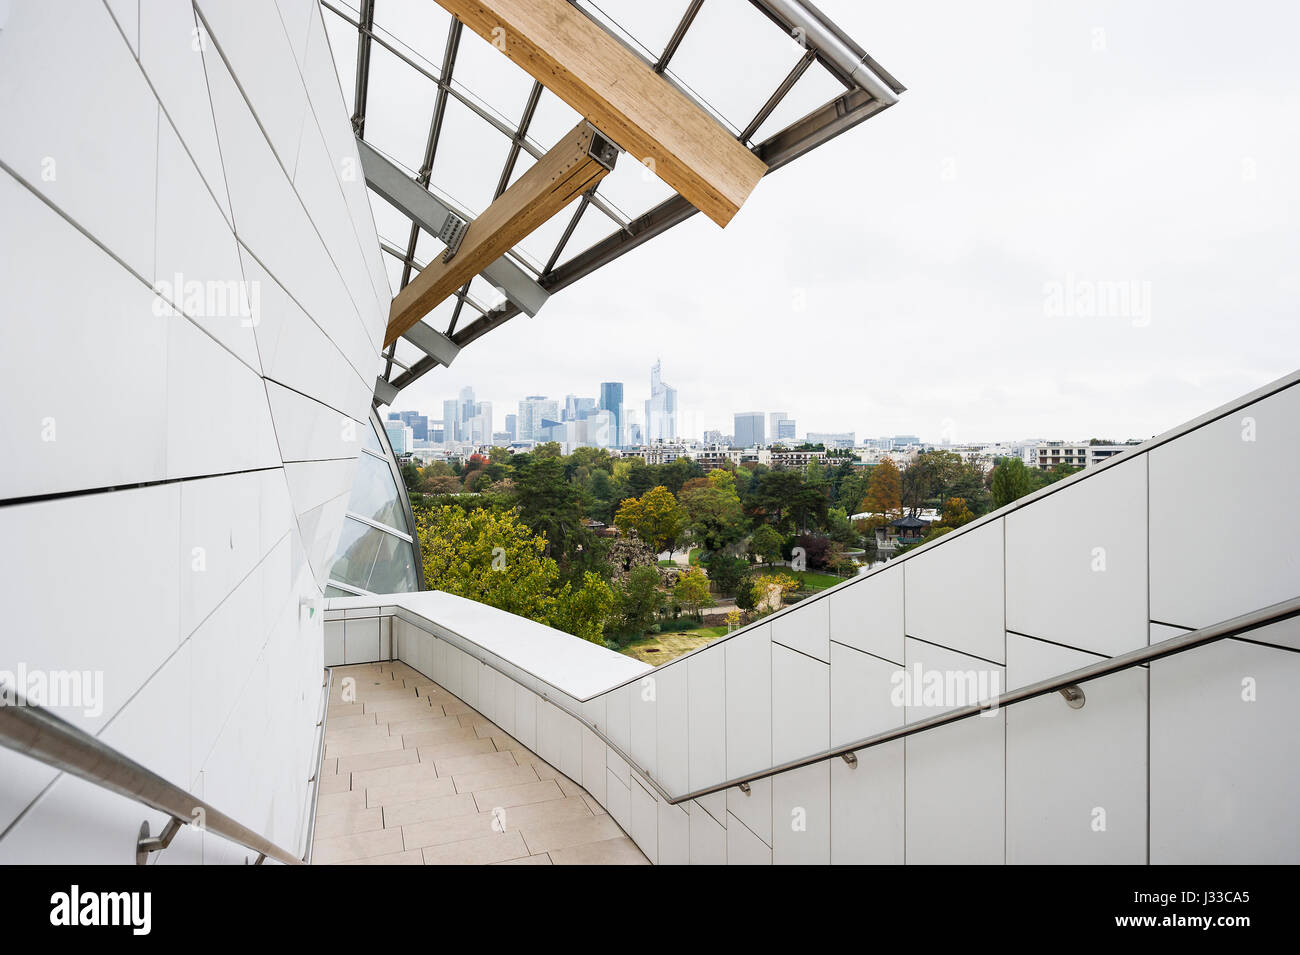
326, 410, 425, 596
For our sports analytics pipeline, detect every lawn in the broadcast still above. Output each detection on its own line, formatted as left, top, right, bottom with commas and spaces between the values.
619, 625, 731, 664
762, 567, 844, 592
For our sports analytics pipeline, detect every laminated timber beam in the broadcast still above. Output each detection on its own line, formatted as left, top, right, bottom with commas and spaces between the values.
384, 121, 616, 347
433, 0, 768, 228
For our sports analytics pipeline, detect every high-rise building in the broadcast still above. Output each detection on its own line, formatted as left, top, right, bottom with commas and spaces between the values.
599, 381, 624, 447
398, 410, 428, 441
807, 431, 856, 448
504, 413, 517, 442
644, 361, 677, 443
518, 396, 559, 442
734, 411, 765, 448
442, 398, 461, 443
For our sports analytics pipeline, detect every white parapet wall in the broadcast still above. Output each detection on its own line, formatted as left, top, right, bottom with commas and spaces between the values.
0, 0, 389, 863
328, 369, 1300, 864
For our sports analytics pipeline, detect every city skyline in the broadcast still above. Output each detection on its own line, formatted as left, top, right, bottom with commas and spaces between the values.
393, 359, 1152, 448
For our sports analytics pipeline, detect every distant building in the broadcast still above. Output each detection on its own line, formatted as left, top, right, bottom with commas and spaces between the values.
770, 449, 826, 470
599, 382, 624, 447
734, 411, 764, 448
806, 431, 856, 449
1033, 442, 1136, 470
384, 421, 414, 455
644, 360, 678, 442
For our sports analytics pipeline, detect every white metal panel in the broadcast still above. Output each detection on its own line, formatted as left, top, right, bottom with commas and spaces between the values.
903, 638, 1005, 863
0, 0, 158, 278
655, 663, 688, 796
828, 563, 905, 663
725, 623, 772, 778
0, 174, 168, 499
771, 592, 829, 661
904, 519, 1005, 663
1006, 458, 1148, 656
687, 647, 726, 796
830, 739, 904, 864
1149, 383, 1300, 629
1150, 635, 1300, 863
771, 762, 830, 865
771, 644, 829, 765
1005, 633, 1147, 863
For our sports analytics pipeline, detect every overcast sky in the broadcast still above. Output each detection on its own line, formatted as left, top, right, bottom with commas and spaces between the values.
361, 0, 1300, 444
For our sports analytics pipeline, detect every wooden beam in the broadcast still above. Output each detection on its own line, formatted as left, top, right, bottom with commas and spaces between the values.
434, 0, 767, 228
384, 121, 612, 347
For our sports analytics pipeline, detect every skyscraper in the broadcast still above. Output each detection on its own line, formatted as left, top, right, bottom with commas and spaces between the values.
442, 398, 460, 443
517, 396, 559, 442
599, 381, 624, 447
644, 360, 678, 443
734, 411, 765, 448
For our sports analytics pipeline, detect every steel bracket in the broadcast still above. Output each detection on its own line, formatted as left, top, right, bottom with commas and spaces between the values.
439, 213, 469, 263
1059, 684, 1086, 709
135, 816, 183, 865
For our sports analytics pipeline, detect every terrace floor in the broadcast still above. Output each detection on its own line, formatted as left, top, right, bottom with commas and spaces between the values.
311, 661, 648, 865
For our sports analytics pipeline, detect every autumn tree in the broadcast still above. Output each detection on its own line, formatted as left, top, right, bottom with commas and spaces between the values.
614, 486, 688, 557
860, 457, 902, 518
551, 571, 616, 644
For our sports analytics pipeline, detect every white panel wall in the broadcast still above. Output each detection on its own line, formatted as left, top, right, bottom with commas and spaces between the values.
0, 0, 386, 864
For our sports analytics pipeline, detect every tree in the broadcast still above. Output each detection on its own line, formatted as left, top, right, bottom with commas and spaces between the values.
901, 450, 963, 516
552, 571, 615, 644
748, 523, 784, 564
991, 457, 1035, 508
940, 496, 975, 528
860, 457, 902, 518
613, 565, 665, 636
700, 551, 748, 597
734, 575, 758, 611
673, 566, 714, 620
512, 454, 587, 563
417, 506, 559, 623
752, 573, 799, 612
679, 474, 746, 553
614, 486, 688, 557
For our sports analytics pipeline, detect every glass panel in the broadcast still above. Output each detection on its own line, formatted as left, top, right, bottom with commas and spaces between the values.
367, 532, 420, 594
347, 451, 409, 533
325, 584, 353, 598
363, 418, 385, 456
329, 518, 385, 591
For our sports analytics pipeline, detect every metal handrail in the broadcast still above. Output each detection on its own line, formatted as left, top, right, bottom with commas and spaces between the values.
668, 595, 1300, 804
0, 688, 304, 865
302, 666, 334, 864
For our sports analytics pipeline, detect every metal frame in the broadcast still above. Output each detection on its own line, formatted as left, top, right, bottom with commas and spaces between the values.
324, 0, 903, 399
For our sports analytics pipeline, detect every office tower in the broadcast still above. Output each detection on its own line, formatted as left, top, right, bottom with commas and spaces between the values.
734, 411, 765, 448
644, 360, 678, 443
443, 398, 461, 443
518, 396, 559, 442
769, 412, 789, 439
599, 381, 624, 447
777, 418, 797, 441
504, 413, 517, 442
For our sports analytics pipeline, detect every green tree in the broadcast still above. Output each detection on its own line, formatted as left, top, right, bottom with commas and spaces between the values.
512, 454, 587, 563
991, 457, 1035, 508
418, 506, 559, 622
614, 486, 688, 557
700, 551, 749, 597
748, 523, 784, 564
613, 565, 665, 636
679, 474, 746, 553
552, 571, 616, 644
673, 566, 714, 620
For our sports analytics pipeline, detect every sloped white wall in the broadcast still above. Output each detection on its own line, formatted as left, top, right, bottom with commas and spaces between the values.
0, 0, 388, 863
